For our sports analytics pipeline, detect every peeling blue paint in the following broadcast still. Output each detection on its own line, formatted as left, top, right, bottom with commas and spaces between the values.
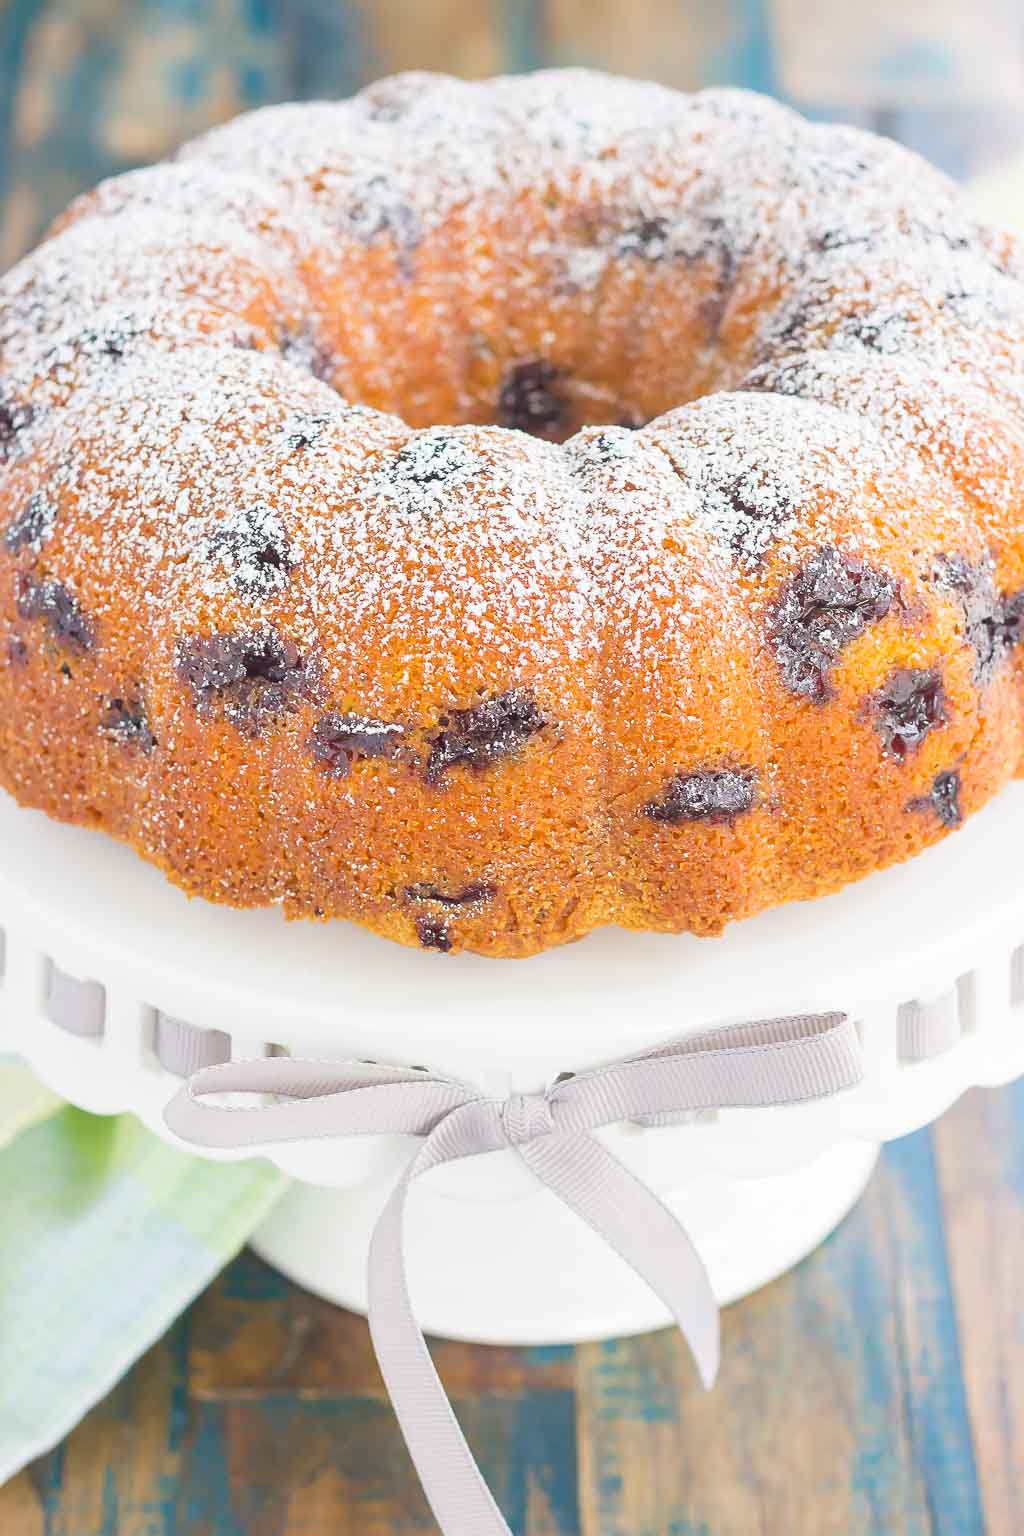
704, 0, 779, 95
170, 56, 206, 103
98, 1464, 119, 1536
0, 0, 40, 214
591, 1337, 677, 1424
505, 0, 545, 74
501, 1390, 580, 1536
1001, 1077, 1024, 1200
166, 1313, 191, 1455
178, 1407, 247, 1536
527, 1343, 575, 1366
220, 1248, 291, 1302
883, 1131, 986, 1536
844, 1236, 909, 1530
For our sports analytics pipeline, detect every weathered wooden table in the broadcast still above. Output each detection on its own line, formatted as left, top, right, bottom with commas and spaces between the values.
2, 1087, 1022, 1534
2, 3, 1023, 1530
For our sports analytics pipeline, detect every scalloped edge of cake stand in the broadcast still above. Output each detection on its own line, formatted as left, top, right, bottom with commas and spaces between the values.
2, 785, 1024, 1340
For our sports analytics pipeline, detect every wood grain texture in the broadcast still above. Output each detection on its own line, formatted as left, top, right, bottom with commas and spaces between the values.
365, 0, 506, 79
2, 1089, 1018, 1535
14, 1318, 189, 1536
575, 1125, 986, 1536
933, 1080, 1024, 1536
0, 0, 370, 266
544, 0, 739, 90
1, 0, 1014, 264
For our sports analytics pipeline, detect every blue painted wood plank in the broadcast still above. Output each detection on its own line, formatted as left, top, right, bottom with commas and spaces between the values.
932, 1079, 1024, 1534
504, 0, 546, 73
3, 1093, 1017, 1534
878, 1129, 985, 1535
7, 1313, 189, 1536
464, 1390, 580, 1534
0, 0, 370, 264
178, 1405, 248, 1536
704, 0, 780, 95
575, 1127, 986, 1534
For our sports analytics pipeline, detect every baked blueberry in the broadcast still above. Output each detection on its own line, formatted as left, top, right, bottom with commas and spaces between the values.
3, 490, 57, 553
872, 668, 945, 760
387, 433, 476, 488
833, 309, 909, 354
206, 504, 293, 600
345, 175, 421, 272
101, 696, 156, 752
51, 313, 145, 366
643, 768, 757, 824
416, 917, 452, 952
769, 547, 895, 702
309, 712, 404, 777
1002, 588, 1024, 650
426, 689, 546, 783
17, 578, 95, 653
0, 392, 34, 461
813, 226, 875, 255
909, 769, 962, 828
616, 216, 670, 261
176, 632, 282, 694
769, 296, 821, 350
283, 412, 331, 451
279, 326, 334, 383
932, 555, 1004, 684
718, 474, 792, 563
570, 429, 636, 471
405, 881, 496, 906
931, 770, 963, 827
175, 630, 308, 735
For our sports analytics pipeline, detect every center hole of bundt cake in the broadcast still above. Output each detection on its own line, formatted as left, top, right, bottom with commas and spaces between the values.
493, 360, 584, 442
372, 326, 731, 440
318, 220, 737, 437
291, 250, 731, 438
296, 295, 728, 440
407, 357, 651, 443
314, 348, 674, 442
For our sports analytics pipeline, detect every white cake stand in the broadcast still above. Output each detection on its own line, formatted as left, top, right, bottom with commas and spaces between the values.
2, 783, 1024, 1344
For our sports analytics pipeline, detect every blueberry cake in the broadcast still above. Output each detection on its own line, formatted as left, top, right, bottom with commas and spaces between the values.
1, 70, 1023, 957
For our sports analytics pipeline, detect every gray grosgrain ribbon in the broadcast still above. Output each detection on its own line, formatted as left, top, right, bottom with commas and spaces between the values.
165, 1011, 862, 1536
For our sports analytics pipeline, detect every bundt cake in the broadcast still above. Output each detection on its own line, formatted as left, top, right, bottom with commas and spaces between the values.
2, 69, 1024, 958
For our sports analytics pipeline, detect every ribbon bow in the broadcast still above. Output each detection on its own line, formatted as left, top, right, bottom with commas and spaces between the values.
165, 1011, 862, 1536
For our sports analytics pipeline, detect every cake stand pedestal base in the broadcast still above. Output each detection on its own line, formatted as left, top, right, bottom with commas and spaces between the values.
251, 1137, 880, 1344
10, 786, 1024, 1346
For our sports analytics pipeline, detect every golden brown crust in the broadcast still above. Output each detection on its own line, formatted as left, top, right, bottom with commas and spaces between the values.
1, 71, 1023, 957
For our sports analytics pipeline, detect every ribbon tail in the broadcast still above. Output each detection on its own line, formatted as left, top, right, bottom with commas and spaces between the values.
367, 1124, 513, 1536
519, 1131, 721, 1389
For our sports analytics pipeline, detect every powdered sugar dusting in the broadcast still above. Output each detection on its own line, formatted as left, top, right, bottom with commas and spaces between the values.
1, 68, 1019, 635
2, 68, 1024, 955
742, 348, 1024, 515
646, 391, 922, 571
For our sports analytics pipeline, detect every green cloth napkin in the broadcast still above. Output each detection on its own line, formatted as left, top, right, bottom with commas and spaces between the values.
0, 1071, 287, 1482
0, 1061, 62, 1151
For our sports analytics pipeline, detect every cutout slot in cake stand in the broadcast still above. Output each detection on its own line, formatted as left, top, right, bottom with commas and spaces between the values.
2, 784, 1024, 1343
